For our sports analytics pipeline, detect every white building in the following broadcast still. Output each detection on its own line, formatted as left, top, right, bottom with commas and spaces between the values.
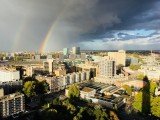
0, 69, 20, 82
36, 71, 89, 92
98, 57, 116, 78
138, 64, 160, 81
80, 87, 96, 99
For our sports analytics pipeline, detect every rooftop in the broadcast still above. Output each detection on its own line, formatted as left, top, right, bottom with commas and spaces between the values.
81, 87, 95, 92
0, 92, 24, 101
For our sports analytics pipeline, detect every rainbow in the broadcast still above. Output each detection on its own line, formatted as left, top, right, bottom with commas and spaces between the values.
13, 19, 28, 52
39, 21, 56, 53
39, 1, 70, 53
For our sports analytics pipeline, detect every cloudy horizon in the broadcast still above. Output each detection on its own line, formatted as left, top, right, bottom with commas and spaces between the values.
0, 0, 160, 52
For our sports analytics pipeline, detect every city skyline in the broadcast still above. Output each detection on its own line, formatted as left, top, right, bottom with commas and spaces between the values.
0, 0, 160, 52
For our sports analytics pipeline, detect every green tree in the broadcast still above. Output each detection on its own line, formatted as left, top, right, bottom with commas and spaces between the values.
122, 85, 132, 95
129, 64, 140, 70
132, 92, 150, 113
143, 81, 158, 94
151, 97, 160, 118
22, 81, 37, 97
150, 82, 158, 94
133, 53, 139, 58
40, 109, 57, 120
36, 81, 49, 94
137, 74, 144, 80
68, 84, 80, 99
93, 105, 109, 120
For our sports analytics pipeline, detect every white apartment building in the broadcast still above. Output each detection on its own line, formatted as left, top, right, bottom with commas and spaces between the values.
0, 69, 20, 82
36, 71, 90, 92
0, 93, 25, 118
98, 57, 116, 78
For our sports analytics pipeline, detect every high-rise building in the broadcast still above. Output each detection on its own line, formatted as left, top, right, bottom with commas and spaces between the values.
98, 57, 116, 78
108, 50, 126, 66
0, 93, 25, 118
63, 48, 69, 56
72, 47, 80, 54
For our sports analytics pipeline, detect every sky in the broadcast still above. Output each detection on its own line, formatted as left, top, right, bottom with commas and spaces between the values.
0, 0, 160, 52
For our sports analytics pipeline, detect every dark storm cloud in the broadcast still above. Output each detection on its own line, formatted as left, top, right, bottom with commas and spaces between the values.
0, 0, 159, 51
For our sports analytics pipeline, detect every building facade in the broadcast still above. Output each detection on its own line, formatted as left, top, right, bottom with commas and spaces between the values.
36, 71, 89, 92
108, 50, 126, 66
0, 93, 25, 118
72, 47, 80, 54
0, 69, 20, 82
98, 57, 116, 78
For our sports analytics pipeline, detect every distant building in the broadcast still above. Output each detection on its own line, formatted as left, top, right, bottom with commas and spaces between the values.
35, 54, 40, 60
59, 53, 64, 61
0, 69, 20, 82
108, 50, 126, 66
69, 54, 76, 61
72, 47, 80, 54
0, 93, 25, 118
130, 57, 139, 65
63, 48, 69, 56
47, 54, 53, 59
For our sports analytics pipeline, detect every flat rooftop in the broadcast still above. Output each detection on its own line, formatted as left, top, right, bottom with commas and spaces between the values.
0, 92, 24, 101
81, 87, 95, 92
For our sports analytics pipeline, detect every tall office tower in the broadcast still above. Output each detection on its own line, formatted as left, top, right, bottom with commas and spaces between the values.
98, 57, 116, 78
0, 69, 20, 82
63, 48, 69, 56
72, 47, 80, 54
108, 50, 126, 66
0, 93, 25, 118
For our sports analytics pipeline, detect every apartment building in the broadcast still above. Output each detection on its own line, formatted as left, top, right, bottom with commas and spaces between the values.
36, 71, 89, 92
98, 57, 116, 78
0, 92, 25, 118
0, 69, 20, 82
